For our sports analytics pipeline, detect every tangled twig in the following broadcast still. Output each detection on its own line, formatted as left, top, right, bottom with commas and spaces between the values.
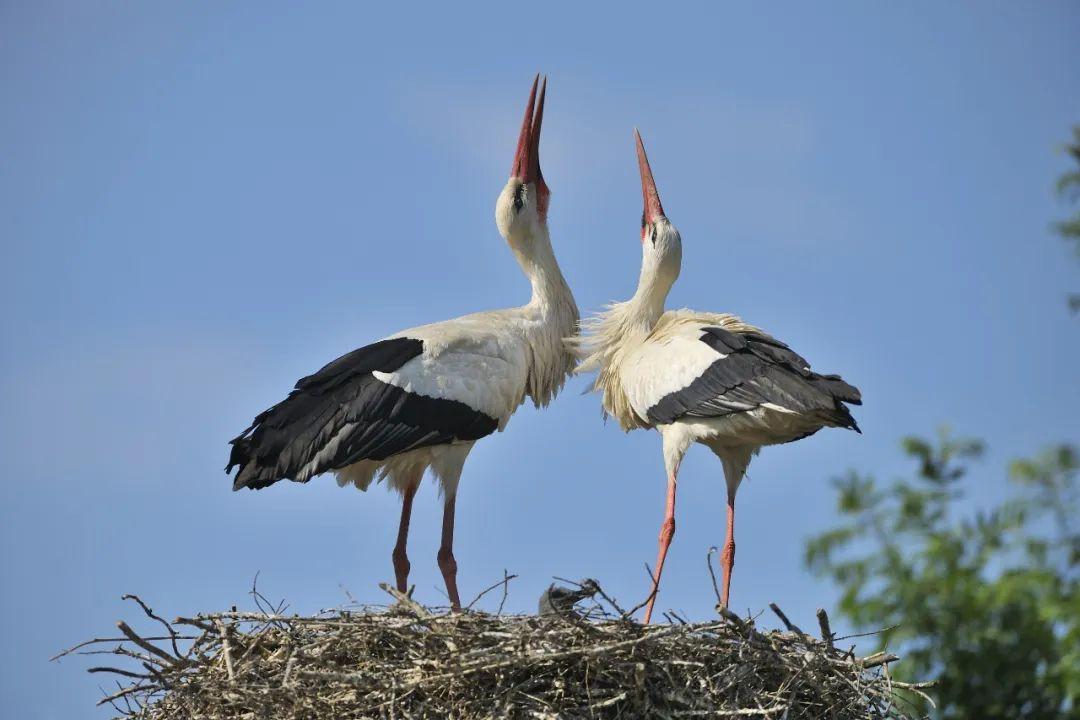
54, 588, 926, 719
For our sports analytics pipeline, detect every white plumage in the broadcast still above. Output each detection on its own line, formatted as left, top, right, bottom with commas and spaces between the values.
621, 315, 742, 420
344, 298, 577, 493
228, 77, 576, 610
570, 131, 860, 622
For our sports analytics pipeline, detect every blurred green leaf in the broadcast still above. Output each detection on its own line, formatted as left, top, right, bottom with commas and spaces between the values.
805, 434, 1080, 718
1054, 126, 1080, 302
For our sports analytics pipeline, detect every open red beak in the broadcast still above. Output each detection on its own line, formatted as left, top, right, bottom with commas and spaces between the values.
635, 129, 665, 226
511, 75, 548, 198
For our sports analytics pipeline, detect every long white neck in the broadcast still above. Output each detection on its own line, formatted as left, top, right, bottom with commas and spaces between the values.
508, 224, 579, 408
511, 225, 575, 314
568, 222, 682, 431
568, 277, 663, 382
567, 234, 678, 409
623, 260, 671, 333
619, 220, 682, 336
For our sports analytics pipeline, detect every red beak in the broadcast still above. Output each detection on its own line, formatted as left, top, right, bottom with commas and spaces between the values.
635, 129, 665, 226
510, 75, 550, 214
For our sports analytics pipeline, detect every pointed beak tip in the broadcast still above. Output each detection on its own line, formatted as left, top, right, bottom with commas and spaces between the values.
635, 130, 664, 223
511, 76, 540, 179
511, 74, 547, 185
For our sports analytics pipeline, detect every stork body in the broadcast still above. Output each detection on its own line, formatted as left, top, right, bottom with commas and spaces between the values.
227, 77, 577, 610
570, 132, 860, 622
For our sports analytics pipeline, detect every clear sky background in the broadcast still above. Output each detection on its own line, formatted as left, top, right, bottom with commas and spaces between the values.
2, 2, 1078, 716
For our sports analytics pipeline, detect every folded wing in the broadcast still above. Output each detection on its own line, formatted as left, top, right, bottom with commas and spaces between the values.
227, 335, 505, 490
628, 321, 861, 433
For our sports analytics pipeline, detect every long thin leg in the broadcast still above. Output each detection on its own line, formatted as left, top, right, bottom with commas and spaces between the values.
720, 488, 736, 608
643, 471, 678, 624
437, 492, 462, 611
392, 483, 419, 593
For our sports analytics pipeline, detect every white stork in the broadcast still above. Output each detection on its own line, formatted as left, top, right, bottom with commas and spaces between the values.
570, 131, 861, 623
227, 76, 578, 610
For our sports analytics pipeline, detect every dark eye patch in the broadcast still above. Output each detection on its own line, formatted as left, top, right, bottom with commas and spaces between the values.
513, 184, 525, 211
642, 218, 656, 245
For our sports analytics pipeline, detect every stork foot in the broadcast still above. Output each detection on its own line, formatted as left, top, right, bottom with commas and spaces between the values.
437, 548, 461, 611
392, 548, 411, 593
392, 483, 419, 594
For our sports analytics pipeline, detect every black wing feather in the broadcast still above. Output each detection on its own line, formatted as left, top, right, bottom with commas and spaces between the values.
227, 337, 498, 491
647, 326, 861, 434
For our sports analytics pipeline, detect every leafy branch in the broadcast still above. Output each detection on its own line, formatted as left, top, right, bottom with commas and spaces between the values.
805, 430, 1079, 718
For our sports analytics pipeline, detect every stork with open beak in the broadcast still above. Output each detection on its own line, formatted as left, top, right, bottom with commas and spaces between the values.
570, 131, 861, 622
227, 76, 578, 610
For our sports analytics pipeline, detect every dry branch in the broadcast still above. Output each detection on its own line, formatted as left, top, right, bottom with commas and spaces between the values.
57, 589, 924, 719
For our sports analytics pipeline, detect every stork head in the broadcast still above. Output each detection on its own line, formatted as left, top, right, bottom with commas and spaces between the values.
496, 75, 551, 244
635, 129, 682, 297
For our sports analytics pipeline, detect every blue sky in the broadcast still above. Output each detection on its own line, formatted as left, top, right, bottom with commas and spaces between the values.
2, 2, 1078, 716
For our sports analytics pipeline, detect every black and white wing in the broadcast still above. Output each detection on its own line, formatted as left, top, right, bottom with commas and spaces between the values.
624, 316, 861, 436
227, 322, 527, 490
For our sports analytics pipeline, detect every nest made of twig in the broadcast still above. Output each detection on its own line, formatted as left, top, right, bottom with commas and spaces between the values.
56, 583, 931, 719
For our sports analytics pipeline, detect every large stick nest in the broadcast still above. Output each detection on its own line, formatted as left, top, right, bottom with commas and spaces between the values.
57, 583, 929, 719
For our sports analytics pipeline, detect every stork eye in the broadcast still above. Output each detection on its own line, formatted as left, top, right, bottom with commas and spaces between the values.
641, 219, 656, 246
513, 183, 525, 211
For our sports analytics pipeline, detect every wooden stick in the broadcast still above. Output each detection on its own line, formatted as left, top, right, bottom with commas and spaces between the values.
466, 571, 518, 610
117, 622, 180, 666
859, 651, 900, 669
379, 583, 433, 619
122, 594, 183, 658
215, 620, 236, 683
51, 635, 197, 662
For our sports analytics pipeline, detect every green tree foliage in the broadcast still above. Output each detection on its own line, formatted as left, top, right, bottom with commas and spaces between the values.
1055, 126, 1080, 312
805, 431, 1080, 718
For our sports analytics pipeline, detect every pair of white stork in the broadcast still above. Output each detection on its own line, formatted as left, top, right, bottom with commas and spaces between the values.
227, 76, 860, 623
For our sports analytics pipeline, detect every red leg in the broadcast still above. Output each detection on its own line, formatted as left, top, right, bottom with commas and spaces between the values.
643, 472, 678, 624
719, 489, 736, 608
392, 484, 419, 593
437, 492, 462, 611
